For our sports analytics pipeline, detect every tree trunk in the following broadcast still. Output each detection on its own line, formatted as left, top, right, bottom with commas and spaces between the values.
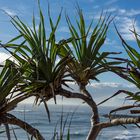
57, 88, 101, 140
86, 125, 102, 140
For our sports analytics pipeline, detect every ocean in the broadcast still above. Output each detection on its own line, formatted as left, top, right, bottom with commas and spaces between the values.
0, 104, 140, 140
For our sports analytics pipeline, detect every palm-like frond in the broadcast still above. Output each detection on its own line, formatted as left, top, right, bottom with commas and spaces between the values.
59, 9, 121, 87
5, 6, 70, 108
116, 25, 140, 89
110, 25, 140, 115
0, 58, 26, 113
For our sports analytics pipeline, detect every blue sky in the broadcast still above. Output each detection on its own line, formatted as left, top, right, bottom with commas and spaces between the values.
0, 0, 140, 105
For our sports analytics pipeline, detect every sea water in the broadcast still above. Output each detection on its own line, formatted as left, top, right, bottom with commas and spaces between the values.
0, 104, 140, 140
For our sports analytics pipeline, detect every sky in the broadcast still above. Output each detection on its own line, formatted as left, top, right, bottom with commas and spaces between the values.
0, 0, 140, 106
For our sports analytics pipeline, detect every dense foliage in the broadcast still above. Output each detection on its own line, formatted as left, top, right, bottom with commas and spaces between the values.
0, 3, 140, 140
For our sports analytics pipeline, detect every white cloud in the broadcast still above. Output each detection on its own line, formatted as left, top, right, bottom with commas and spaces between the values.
121, 33, 135, 41
118, 9, 126, 14
86, 12, 103, 21
1, 7, 17, 17
117, 17, 134, 40
102, 7, 140, 17
63, 82, 137, 106
105, 0, 119, 6
91, 82, 119, 88
30, 25, 39, 31
105, 39, 118, 48
116, 16, 140, 41
102, 8, 140, 41
20, 82, 137, 106
93, 5, 100, 9
58, 26, 69, 33
0, 52, 11, 63
107, 7, 117, 13
89, 82, 136, 89
122, 9, 140, 17
76, 7, 140, 41
66, 81, 136, 90
105, 38, 116, 46
88, 82, 137, 106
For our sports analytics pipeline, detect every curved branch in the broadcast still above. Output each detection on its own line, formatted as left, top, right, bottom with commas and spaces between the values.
0, 93, 33, 113
79, 85, 99, 124
57, 88, 96, 112
79, 85, 100, 140
0, 113, 45, 140
84, 117, 140, 140
101, 117, 140, 128
57, 88, 99, 140
98, 90, 132, 106
58, 88, 99, 123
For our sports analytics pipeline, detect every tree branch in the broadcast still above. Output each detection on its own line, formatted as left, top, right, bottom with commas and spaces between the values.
85, 117, 140, 140
79, 84, 99, 124
98, 90, 131, 106
0, 113, 45, 140
58, 88, 99, 123
102, 117, 140, 128
0, 93, 33, 113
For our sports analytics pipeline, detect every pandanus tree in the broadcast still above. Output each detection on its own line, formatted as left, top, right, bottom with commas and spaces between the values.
98, 25, 140, 135
112, 26, 140, 115
0, 4, 69, 140
0, 58, 44, 140
1, 3, 138, 140
5, 5, 73, 121
3, 8, 118, 139
58, 9, 126, 139
4, 7, 127, 140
